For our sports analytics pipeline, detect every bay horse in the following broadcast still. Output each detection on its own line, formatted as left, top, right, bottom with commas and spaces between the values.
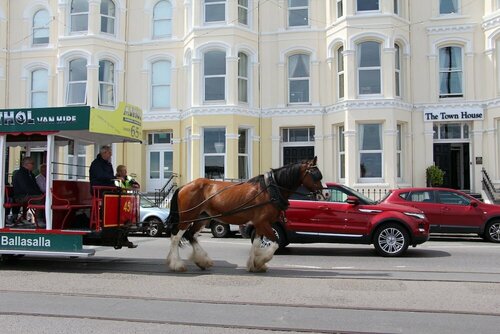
166, 157, 323, 273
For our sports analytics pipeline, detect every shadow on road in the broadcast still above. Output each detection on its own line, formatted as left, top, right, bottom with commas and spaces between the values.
274, 246, 450, 258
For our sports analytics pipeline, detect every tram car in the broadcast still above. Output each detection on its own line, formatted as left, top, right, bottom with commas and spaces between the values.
0, 104, 142, 259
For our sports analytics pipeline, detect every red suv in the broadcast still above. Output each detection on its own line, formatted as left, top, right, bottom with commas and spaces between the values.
380, 187, 500, 243
247, 183, 430, 257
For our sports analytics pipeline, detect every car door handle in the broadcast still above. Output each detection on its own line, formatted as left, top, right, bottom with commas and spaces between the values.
441, 207, 450, 211
318, 206, 330, 211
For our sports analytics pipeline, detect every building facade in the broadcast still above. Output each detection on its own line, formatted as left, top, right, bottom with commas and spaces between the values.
1, 0, 500, 194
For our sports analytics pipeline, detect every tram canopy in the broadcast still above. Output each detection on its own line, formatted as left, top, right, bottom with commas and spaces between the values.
0, 102, 142, 143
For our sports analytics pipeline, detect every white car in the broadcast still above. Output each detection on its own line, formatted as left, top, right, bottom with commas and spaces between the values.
131, 196, 170, 237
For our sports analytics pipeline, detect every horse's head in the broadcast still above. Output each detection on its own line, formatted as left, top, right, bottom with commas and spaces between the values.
300, 156, 323, 193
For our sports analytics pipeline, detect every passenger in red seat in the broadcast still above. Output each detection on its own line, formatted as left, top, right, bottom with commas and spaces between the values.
36, 163, 47, 193
115, 165, 140, 189
12, 157, 43, 224
89, 145, 115, 193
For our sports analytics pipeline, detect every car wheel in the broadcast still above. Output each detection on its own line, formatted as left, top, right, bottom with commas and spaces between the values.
145, 217, 163, 237
373, 223, 409, 257
211, 221, 230, 238
250, 223, 288, 249
483, 220, 500, 243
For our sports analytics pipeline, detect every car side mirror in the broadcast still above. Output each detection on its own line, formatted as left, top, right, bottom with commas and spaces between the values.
471, 201, 478, 208
346, 196, 359, 205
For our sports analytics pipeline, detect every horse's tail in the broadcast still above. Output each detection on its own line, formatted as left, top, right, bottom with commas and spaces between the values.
166, 187, 181, 235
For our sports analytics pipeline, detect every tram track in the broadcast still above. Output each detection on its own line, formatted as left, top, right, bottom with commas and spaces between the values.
0, 289, 499, 334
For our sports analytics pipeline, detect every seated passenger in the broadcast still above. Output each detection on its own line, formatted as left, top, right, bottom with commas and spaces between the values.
36, 163, 47, 193
12, 157, 44, 224
89, 145, 115, 195
115, 165, 140, 189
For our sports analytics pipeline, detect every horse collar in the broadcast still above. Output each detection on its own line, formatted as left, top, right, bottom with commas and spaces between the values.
265, 171, 289, 211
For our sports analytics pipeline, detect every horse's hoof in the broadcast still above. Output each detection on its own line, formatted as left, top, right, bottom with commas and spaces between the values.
170, 262, 187, 272
247, 263, 268, 273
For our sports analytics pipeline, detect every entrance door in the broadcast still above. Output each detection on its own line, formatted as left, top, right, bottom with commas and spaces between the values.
146, 150, 173, 192
433, 143, 470, 189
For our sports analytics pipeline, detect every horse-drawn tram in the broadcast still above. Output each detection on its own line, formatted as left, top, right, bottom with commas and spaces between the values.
0, 104, 141, 260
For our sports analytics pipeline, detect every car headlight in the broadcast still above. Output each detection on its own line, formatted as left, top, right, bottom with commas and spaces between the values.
404, 212, 426, 220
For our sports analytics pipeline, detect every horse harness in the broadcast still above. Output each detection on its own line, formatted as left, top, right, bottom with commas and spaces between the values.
264, 171, 290, 211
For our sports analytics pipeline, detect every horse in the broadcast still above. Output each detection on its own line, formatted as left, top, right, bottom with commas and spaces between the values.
165, 156, 323, 273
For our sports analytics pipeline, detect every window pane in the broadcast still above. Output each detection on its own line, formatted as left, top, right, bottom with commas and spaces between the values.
152, 61, 171, 84
439, 47, 462, 70
238, 156, 248, 179
71, 15, 88, 32
340, 154, 345, 179
101, 0, 115, 16
360, 124, 381, 150
337, 0, 343, 17
33, 10, 50, 44
358, 42, 380, 67
149, 152, 160, 179
440, 0, 458, 14
32, 92, 48, 108
69, 59, 87, 81
163, 151, 173, 178
289, 79, 309, 103
439, 72, 462, 96
99, 83, 115, 106
289, 9, 308, 26
32, 69, 48, 90
439, 124, 461, 139
101, 17, 114, 34
238, 78, 248, 103
358, 0, 380, 11
72, 0, 89, 12
360, 153, 382, 177
205, 156, 225, 179
99, 60, 114, 82
338, 73, 344, 98
359, 69, 381, 94
289, 128, 309, 141
238, 53, 248, 77
238, 129, 247, 153
290, 0, 308, 5
438, 191, 469, 205
204, 128, 225, 153
205, 77, 225, 100
289, 54, 310, 77
206, 4, 225, 22
152, 86, 170, 108
68, 82, 86, 104
154, 133, 172, 144
204, 51, 226, 75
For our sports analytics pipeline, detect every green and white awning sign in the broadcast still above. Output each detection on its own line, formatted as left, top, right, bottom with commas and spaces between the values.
0, 106, 90, 132
0, 103, 143, 141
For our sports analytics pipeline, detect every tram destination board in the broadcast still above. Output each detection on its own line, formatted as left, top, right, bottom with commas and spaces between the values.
0, 232, 83, 252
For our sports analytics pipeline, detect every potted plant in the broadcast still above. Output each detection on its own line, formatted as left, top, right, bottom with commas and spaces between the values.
426, 165, 444, 187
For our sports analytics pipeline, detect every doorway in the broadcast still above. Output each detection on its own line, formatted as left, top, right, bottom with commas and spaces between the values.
433, 143, 470, 190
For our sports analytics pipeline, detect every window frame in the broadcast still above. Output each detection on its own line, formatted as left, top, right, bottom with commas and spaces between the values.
358, 123, 383, 181
288, 0, 309, 27
337, 46, 345, 100
281, 127, 315, 166
288, 53, 310, 104
204, 0, 226, 24
66, 58, 87, 106
396, 124, 403, 179
356, 0, 381, 13
151, 60, 172, 109
202, 127, 226, 180
203, 50, 226, 102
395, 43, 401, 97
357, 41, 382, 96
153, 0, 173, 39
70, 0, 89, 33
100, 0, 116, 35
32, 9, 50, 45
98, 59, 116, 107
439, 46, 463, 99
238, 0, 249, 26
238, 128, 251, 180
338, 125, 345, 180
238, 52, 249, 104
336, 0, 344, 19
30, 68, 49, 108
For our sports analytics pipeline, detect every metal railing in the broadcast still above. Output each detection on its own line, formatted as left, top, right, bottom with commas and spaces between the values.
481, 168, 499, 203
354, 188, 390, 202
154, 173, 178, 208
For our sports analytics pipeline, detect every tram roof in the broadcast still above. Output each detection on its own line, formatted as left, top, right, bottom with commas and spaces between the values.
0, 103, 142, 144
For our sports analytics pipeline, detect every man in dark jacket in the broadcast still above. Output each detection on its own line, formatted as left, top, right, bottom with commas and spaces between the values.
89, 145, 137, 248
89, 145, 115, 192
12, 157, 42, 203
12, 157, 43, 224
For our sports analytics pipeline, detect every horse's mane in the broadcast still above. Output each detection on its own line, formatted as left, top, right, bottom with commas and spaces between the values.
247, 161, 304, 190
